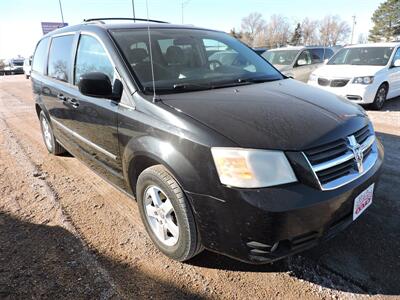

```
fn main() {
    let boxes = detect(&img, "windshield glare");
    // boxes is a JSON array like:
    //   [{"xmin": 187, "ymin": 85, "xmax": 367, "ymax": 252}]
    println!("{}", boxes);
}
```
[
  {"xmin": 328, "ymin": 47, "xmax": 394, "ymax": 66},
  {"xmin": 110, "ymin": 28, "xmax": 283, "ymax": 93},
  {"xmin": 264, "ymin": 50, "xmax": 299, "ymax": 65}
]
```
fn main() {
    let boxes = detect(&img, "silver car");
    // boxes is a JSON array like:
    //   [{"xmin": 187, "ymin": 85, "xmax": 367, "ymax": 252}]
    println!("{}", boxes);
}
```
[{"xmin": 263, "ymin": 46, "xmax": 334, "ymax": 82}]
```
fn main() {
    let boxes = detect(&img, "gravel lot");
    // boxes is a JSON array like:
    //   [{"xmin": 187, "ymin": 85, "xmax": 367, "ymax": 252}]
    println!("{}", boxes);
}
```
[{"xmin": 0, "ymin": 75, "xmax": 399, "ymax": 299}]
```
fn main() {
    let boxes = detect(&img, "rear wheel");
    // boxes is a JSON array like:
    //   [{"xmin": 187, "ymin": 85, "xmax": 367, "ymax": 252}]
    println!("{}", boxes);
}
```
[
  {"xmin": 39, "ymin": 111, "xmax": 65, "ymax": 155},
  {"xmin": 371, "ymin": 84, "xmax": 388, "ymax": 110},
  {"xmin": 136, "ymin": 165, "xmax": 203, "ymax": 261}
]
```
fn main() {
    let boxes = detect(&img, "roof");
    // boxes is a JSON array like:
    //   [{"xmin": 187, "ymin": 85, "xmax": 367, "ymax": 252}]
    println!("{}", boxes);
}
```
[
  {"xmin": 42, "ymin": 20, "xmax": 222, "ymax": 38},
  {"xmin": 345, "ymin": 42, "xmax": 400, "ymax": 48},
  {"xmin": 268, "ymin": 46, "xmax": 329, "ymax": 51}
]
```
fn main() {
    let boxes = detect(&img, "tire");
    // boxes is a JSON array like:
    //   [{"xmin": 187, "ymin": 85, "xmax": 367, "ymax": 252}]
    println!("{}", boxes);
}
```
[
  {"xmin": 371, "ymin": 84, "xmax": 388, "ymax": 110},
  {"xmin": 39, "ymin": 111, "xmax": 66, "ymax": 155},
  {"xmin": 136, "ymin": 165, "xmax": 203, "ymax": 261}
]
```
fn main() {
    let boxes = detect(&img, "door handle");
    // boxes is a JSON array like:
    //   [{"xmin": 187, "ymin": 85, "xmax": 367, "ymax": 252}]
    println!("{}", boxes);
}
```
[
  {"xmin": 67, "ymin": 98, "xmax": 80, "ymax": 108},
  {"xmin": 57, "ymin": 93, "xmax": 67, "ymax": 101}
]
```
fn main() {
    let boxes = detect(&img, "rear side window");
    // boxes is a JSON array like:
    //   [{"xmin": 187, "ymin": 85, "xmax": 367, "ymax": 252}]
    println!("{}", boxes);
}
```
[
  {"xmin": 32, "ymin": 38, "xmax": 49, "ymax": 74},
  {"xmin": 74, "ymin": 35, "xmax": 114, "ymax": 85},
  {"xmin": 48, "ymin": 35, "xmax": 74, "ymax": 82}
]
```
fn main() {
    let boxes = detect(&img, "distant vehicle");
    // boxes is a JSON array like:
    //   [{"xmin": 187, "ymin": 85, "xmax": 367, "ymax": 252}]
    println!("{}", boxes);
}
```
[
  {"xmin": 23, "ymin": 57, "xmax": 32, "ymax": 79},
  {"xmin": 253, "ymin": 47, "xmax": 268, "ymax": 55},
  {"xmin": 4, "ymin": 58, "xmax": 24, "ymax": 75},
  {"xmin": 264, "ymin": 46, "xmax": 334, "ymax": 82},
  {"xmin": 308, "ymin": 43, "xmax": 400, "ymax": 110}
]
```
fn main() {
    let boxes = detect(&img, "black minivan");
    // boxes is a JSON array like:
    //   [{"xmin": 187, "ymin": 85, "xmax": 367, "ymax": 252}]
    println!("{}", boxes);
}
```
[{"xmin": 31, "ymin": 19, "xmax": 383, "ymax": 264}]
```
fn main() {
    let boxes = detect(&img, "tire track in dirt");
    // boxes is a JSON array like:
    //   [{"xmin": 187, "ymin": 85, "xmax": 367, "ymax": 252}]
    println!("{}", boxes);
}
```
[{"xmin": 0, "ymin": 117, "xmax": 122, "ymax": 299}]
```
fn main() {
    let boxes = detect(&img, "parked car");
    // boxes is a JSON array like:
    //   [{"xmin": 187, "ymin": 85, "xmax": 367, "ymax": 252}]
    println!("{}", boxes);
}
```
[
  {"xmin": 23, "ymin": 56, "xmax": 32, "ymax": 79},
  {"xmin": 308, "ymin": 43, "xmax": 400, "ymax": 110},
  {"xmin": 31, "ymin": 19, "xmax": 383, "ymax": 264},
  {"xmin": 253, "ymin": 47, "xmax": 268, "ymax": 56},
  {"xmin": 264, "ymin": 46, "xmax": 335, "ymax": 82},
  {"xmin": 4, "ymin": 58, "xmax": 24, "ymax": 75}
]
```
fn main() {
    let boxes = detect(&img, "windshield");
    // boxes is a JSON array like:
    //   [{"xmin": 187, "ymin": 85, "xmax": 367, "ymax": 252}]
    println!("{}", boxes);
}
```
[
  {"xmin": 12, "ymin": 61, "xmax": 24, "ymax": 66},
  {"xmin": 110, "ymin": 28, "xmax": 283, "ymax": 93},
  {"xmin": 263, "ymin": 50, "xmax": 299, "ymax": 65},
  {"xmin": 328, "ymin": 47, "xmax": 394, "ymax": 66}
]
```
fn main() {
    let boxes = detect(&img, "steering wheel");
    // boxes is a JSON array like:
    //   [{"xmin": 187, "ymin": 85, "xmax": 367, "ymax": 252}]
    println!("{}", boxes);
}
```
[{"xmin": 208, "ymin": 60, "xmax": 222, "ymax": 71}]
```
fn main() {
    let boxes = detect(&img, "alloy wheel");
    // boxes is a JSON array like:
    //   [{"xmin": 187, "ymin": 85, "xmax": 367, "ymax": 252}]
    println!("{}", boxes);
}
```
[
  {"xmin": 41, "ymin": 117, "xmax": 53, "ymax": 151},
  {"xmin": 144, "ymin": 185, "xmax": 179, "ymax": 247}
]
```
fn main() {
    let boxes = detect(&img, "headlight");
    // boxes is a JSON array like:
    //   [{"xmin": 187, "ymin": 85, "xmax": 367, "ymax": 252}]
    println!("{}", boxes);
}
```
[
  {"xmin": 309, "ymin": 73, "xmax": 317, "ymax": 82},
  {"xmin": 211, "ymin": 148, "xmax": 297, "ymax": 188},
  {"xmin": 352, "ymin": 76, "xmax": 374, "ymax": 85}
]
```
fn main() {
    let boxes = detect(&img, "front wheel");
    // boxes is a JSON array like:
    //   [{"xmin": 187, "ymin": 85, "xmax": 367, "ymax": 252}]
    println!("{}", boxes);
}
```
[
  {"xmin": 39, "ymin": 111, "xmax": 66, "ymax": 155},
  {"xmin": 136, "ymin": 165, "xmax": 203, "ymax": 261},
  {"xmin": 371, "ymin": 84, "xmax": 388, "ymax": 110}
]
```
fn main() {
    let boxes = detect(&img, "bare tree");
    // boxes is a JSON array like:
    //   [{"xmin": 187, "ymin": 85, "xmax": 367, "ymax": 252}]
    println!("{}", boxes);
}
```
[
  {"xmin": 319, "ymin": 15, "xmax": 351, "ymax": 46},
  {"xmin": 241, "ymin": 12, "xmax": 266, "ymax": 46},
  {"xmin": 265, "ymin": 14, "xmax": 291, "ymax": 48},
  {"xmin": 302, "ymin": 18, "xmax": 319, "ymax": 45}
]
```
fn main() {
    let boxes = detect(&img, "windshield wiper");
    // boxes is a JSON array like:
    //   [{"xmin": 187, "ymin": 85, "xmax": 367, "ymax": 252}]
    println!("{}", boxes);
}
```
[
  {"xmin": 143, "ymin": 83, "xmax": 211, "ymax": 94},
  {"xmin": 173, "ymin": 82, "xmax": 211, "ymax": 91},
  {"xmin": 237, "ymin": 76, "xmax": 281, "ymax": 83}
]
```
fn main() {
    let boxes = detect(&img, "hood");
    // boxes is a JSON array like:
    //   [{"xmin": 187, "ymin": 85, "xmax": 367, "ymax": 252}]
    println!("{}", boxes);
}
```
[
  {"xmin": 313, "ymin": 65, "xmax": 385, "ymax": 78},
  {"xmin": 273, "ymin": 65, "xmax": 292, "ymax": 72},
  {"xmin": 160, "ymin": 79, "xmax": 368, "ymax": 150}
]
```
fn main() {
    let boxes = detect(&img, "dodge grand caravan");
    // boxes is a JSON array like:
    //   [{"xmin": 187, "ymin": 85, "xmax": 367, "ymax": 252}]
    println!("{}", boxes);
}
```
[{"xmin": 31, "ymin": 19, "xmax": 383, "ymax": 264}]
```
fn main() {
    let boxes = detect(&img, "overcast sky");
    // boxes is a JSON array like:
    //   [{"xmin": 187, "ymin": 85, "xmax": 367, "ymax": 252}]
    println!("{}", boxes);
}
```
[{"xmin": 0, "ymin": 0, "xmax": 383, "ymax": 59}]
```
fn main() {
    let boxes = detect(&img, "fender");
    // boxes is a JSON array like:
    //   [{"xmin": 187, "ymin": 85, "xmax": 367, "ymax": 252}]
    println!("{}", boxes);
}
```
[{"xmin": 122, "ymin": 134, "xmax": 203, "ymax": 195}]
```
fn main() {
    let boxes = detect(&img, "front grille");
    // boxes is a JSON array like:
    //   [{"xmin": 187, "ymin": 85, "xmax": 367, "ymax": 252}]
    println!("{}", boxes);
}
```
[
  {"xmin": 304, "ymin": 139, "xmax": 347, "ymax": 165},
  {"xmin": 318, "ymin": 77, "xmax": 349, "ymax": 87},
  {"xmin": 318, "ymin": 78, "xmax": 330, "ymax": 86},
  {"xmin": 330, "ymin": 79, "xmax": 349, "ymax": 87},
  {"xmin": 303, "ymin": 125, "xmax": 377, "ymax": 190}
]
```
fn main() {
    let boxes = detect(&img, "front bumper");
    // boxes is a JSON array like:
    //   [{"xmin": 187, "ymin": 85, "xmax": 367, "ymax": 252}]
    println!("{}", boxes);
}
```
[
  {"xmin": 186, "ymin": 141, "xmax": 384, "ymax": 264},
  {"xmin": 308, "ymin": 80, "xmax": 378, "ymax": 104}
]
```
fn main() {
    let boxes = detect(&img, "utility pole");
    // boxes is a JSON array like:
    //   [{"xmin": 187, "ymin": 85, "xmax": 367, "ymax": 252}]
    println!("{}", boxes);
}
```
[
  {"xmin": 181, "ymin": 0, "xmax": 191, "ymax": 24},
  {"xmin": 58, "ymin": 0, "xmax": 65, "ymax": 24},
  {"xmin": 351, "ymin": 15, "xmax": 356, "ymax": 44},
  {"xmin": 131, "ymin": 0, "xmax": 136, "ymax": 22}
]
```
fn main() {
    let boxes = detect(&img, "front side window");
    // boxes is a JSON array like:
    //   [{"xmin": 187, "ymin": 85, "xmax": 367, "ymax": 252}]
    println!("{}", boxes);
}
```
[
  {"xmin": 296, "ymin": 50, "xmax": 312, "ymax": 66},
  {"xmin": 48, "ymin": 35, "xmax": 74, "ymax": 82},
  {"xmin": 328, "ymin": 47, "xmax": 394, "ymax": 66},
  {"xmin": 264, "ymin": 50, "xmax": 299, "ymax": 65},
  {"xmin": 110, "ymin": 28, "xmax": 283, "ymax": 94},
  {"xmin": 32, "ymin": 38, "xmax": 49, "ymax": 74},
  {"xmin": 391, "ymin": 48, "xmax": 400, "ymax": 66},
  {"xmin": 74, "ymin": 35, "xmax": 114, "ymax": 85}
]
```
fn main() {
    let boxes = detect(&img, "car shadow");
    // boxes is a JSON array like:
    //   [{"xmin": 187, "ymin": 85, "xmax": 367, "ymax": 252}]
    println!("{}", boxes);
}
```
[
  {"xmin": 0, "ymin": 212, "xmax": 205, "ymax": 299},
  {"xmin": 189, "ymin": 131, "xmax": 400, "ymax": 296}
]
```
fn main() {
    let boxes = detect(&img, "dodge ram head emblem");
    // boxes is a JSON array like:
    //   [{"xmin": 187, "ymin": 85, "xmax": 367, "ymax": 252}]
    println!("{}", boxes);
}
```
[{"xmin": 348, "ymin": 135, "xmax": 364, "ymax": 173}]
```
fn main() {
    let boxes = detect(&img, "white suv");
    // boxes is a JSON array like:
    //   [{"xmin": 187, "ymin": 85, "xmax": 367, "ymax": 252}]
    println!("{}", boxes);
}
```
[{"xmin": 308, "ymin": 43, "xmax": 400, "ymax": 110}]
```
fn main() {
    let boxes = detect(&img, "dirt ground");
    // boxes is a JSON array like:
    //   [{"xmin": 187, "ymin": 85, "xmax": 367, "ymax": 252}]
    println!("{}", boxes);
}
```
[{"xmin": 0, "ymin": 75, "xmax": 399, "ymax": 299}]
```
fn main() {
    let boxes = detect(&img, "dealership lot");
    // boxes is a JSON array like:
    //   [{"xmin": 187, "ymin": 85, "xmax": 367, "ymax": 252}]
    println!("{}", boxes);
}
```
[{"xmin": 0, "ymin": 75, "xmax": 399, "ymax": 299}]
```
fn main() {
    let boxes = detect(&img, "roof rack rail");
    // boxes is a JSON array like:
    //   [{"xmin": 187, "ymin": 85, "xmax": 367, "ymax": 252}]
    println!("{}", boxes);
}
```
[{"xmin": 83, "ymin": 18, "xmax": 169, "ymax": 24}]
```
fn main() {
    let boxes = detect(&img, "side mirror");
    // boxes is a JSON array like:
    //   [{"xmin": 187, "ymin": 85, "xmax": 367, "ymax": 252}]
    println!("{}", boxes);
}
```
[
  {"xmin": 78, "ymin": 72, "xmax": 121, "ymax": 101},
  {"xmin": 393, "ymin": 59, "xmax": 400, "ymax": 67},
  {"xmin": 324, "ymin": 58, "xmax": 329, "ymax": 64},
  {"xmin": 297, "ymin": 59, "xmax": 307, "ymax": 66}
]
